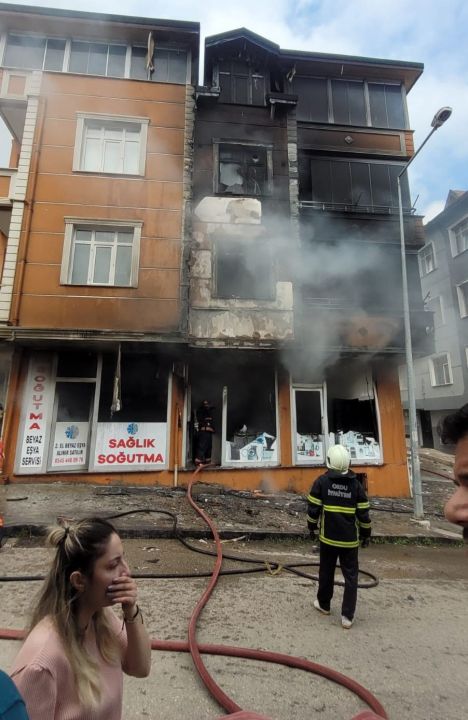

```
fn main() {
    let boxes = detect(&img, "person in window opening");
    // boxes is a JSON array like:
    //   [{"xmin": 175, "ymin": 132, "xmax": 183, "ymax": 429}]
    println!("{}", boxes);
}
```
[
  {"xmin": 439, "ymin": 404, "xmax": 468, "ymax": 544},
  {"xmin": 307, "ymin": 445, "xmax": 372, "ymax": 629},
  {"xmin": 194, "ymin": 400, "xmax": 215, "ymax": 467},
  {"xmin": 10, "ymin": 517, "xmax": 151, "ymax": 720}
]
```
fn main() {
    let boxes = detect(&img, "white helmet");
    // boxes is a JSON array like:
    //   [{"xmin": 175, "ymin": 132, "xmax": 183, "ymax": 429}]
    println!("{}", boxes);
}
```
[{"xmin": 326, "ymin": 444, "xmax": 350, "ymax": 474}]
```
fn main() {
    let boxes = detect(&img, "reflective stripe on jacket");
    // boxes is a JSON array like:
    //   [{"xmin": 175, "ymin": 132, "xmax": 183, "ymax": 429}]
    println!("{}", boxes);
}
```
[{"xmin": 307, "ymin": 470, "xmax": 371, "ymax": 548}]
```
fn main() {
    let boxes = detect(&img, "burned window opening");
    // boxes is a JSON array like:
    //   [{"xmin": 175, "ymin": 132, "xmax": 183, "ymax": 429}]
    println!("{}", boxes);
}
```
[
  {"xmin": 294, "ymin": 387, "xmax": 324, "ymax": 464},
  {"xmin": 188, "ymin": 357, "xmax": 278, "ymax": 466},
  {"xmin": 214, "ymin": 237, "xmax": 274, "ymax": 301},
  {"xmin": 326, "ymin": 366, "xmax": 381, "ymax": 462},
  {"xmin": 98, "ymin": 354, "xmax": 168, "ymax": 422},
  {"xmin": 216, "ymin": 143, "xmax": 271, "ymax": 196}
]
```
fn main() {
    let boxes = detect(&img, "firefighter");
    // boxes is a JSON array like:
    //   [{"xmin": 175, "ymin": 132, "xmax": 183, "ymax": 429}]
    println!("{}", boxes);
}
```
[
  {"xmin": 194, "ymin": 400, "xmax": 215, "ymax": 467},
  {"xmin": 307, "ymin": 444, "xmax": 371, "ymax": 628}
]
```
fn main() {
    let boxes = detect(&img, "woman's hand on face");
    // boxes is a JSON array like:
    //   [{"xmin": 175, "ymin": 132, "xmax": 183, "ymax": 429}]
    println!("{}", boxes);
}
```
[{"xmin": 106, "ymin": 574, "xmax": 138, "ymax": 613}]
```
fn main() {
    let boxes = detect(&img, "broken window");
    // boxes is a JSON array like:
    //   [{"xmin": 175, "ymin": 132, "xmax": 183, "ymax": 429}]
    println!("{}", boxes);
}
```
[
  {"xmin": 293, "ymin": 387, "xmax": 324, "ymax": 464},
  {"xmin": 224, "ymin": 366, "xmax": 278, "ymax": 465},
  {"xmin": 214, "ymin": 236, "xmax": 273, "ymax": 300},
  {"xmin": 326, "ymin": 364, "xmax": 381, "ymax": 463},
  {"xmin": 216, "ymin": 143, "xmax": 272, "ymax": 196},
  {"xmin": 188, "ymin": 355, "xmax": 278, "ymax": 466},
  {"xmin": 98, "ymin": 354, "xmax": 168, "ymax": 422}
]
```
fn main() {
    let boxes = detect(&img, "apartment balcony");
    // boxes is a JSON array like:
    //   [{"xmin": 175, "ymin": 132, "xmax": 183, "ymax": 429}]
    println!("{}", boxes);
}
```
[
  {"xmin": 299, "ymin": 200, "xmax": 424, "ymax": 248},
  {"xmin": 295, "ymin": 299, "xmax": 434, "ymax": 356}
]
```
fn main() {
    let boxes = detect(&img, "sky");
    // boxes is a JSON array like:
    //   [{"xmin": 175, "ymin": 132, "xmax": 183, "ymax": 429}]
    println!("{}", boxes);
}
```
[{"xmin": 1, "ymin": 0, "xmax": 467, "ymax": 223}]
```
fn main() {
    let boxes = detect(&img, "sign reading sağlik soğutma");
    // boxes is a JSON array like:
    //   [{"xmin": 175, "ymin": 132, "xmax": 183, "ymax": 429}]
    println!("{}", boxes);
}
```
[
  {"xmin": 17, "ymin": 354, "xmax": 54, "ymax": 473},
  {"xmin": 92, "ymin": 422, "xmax": 167, "ymax": 470}
]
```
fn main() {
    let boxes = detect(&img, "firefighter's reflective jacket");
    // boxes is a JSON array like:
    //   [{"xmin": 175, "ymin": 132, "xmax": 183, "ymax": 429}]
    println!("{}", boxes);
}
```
[{"xmin": 307, "ymin": 470, "xmax": 371, "ymax": 548}]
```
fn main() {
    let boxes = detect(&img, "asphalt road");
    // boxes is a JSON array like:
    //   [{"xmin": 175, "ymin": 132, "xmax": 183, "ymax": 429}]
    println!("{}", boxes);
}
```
[{"xmin": 0, "ymin": 538, "xmax": 467, "ymax": 720}]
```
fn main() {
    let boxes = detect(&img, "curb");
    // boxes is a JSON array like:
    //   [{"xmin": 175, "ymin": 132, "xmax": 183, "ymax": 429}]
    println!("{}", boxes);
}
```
[{"xmin": 1, "ymin": 523, "xmax": 463, "ymax": 545}]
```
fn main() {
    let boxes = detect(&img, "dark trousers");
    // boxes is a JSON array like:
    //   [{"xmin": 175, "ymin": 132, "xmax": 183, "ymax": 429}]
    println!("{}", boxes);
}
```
[
  {"xmin": 195, "ymin": 430, "xmax": 213, "ymax": 464},
  {"xmin": 317, "ymin": 542, "xmax": 359, "ymax": 620}
]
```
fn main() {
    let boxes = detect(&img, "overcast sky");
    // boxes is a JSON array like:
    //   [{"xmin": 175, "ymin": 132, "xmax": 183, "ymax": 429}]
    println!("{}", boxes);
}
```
[{"xmin": 2, "ymin": 0, "xmax": 467, "ymax": 222}]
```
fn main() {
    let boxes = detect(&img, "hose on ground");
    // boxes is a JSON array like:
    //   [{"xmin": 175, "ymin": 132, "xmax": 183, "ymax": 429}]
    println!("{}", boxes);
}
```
[{"xmin": 0, "ymin": 469, "xmax": 387, "ymax": 718}]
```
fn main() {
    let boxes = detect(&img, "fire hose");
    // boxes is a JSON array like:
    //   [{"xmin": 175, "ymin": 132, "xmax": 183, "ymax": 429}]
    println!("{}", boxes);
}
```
[{"xmin": 0, "ymin": 468, "xmax": 387, "ymax": 719}]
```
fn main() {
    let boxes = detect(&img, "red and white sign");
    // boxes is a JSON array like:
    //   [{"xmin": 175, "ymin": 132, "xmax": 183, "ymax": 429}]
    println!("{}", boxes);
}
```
[{"xmin": 93, "ymin": 422, "xmax": 167, "ymax": 470}]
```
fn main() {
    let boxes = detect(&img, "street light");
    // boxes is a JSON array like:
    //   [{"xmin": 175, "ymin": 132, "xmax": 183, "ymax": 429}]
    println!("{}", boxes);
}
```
[{"xmin": 398, "ymin": 106, "xmax": 452, "ymax": 519}]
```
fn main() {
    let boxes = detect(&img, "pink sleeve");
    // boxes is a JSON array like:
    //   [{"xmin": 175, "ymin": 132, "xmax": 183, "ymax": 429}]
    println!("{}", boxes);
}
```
[
  {"xmin": 12, "ymin": 664, "xmax": 57, "ymax": 720},
  {"xmin": 108, "ymin": 609, "xmax": 128, "ymax": 659}
]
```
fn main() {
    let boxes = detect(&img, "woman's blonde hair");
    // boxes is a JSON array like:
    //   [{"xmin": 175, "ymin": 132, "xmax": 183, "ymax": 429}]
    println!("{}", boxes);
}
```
[{"xmin": 30, "ymin": 517, "xmax": 121, "ymax": 708}]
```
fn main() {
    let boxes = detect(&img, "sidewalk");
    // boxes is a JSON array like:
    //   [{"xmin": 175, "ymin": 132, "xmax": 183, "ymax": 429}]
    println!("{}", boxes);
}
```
[{"xmin": 0, "ymin": 471, "xmax": 462, "ymax": 543}]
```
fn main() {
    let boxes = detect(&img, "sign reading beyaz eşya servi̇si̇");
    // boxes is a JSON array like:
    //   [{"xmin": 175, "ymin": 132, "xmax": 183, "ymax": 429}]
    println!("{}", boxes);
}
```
[
  {"xmin": 17, "ymin": 354, "xmax": 54, "ymax": 473},
  {"xmin": 92, "ymin": 422, "xmax": 167, "ymax": 470}
]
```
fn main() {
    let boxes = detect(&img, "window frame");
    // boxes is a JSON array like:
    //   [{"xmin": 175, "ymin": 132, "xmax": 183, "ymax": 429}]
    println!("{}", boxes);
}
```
[
  {"xmin": 292, "ymin": 75, "xmax": 407, "ymax": 129},
  {"xmin": 73, "ymin": 113, "xmax": 149, "ymax": 176},
  {"xmin": 305, "ymin": 155, "xmax": 411, "ymax": 212},
  {"xmin": 1, "ymin": 33, "xmax": 190, "ymax": 85},
  {"xmin": 429, "ymin": 353, "xmax": 453, "ymax": 387},
  {"xmin": 213, "ymin": 139, "xmax": 273, "ymax": 197},
  {"xmin": 213, "ymin": 235, "xmax": 275, "ymax": 301},
  {"xmin": 449, "ymin": 215, "xmax": 468, "ymax": 257},
  {"xmin": 457, "ymin": 279, "xmax": 468, "ymax": 318},
  {"xmin": 418, "ymin": 242, "xmax": 436, "ymax": 277},
  {"xmin": 427, "ymin": 295, "xmax": 445, "ymax": 327},
  {"xmin": 60, "ymin": 218, "xmax": 142, "ymax": 288}
]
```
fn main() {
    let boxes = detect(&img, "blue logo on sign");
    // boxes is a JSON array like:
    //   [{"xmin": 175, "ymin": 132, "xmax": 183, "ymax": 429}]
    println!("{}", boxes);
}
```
[
  {"xmin": 65, "ymin": 425, "xmax": 79, "ymax": 439},
  {"xmin": 127, "ymin": 423, "xmax": 138, "ymax": 435}
]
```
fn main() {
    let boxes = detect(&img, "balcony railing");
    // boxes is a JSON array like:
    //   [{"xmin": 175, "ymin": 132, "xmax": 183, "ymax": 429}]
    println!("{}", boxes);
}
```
[{"xmin": 299, "ymin": 199, "xmax": 415, "ymax": 215}]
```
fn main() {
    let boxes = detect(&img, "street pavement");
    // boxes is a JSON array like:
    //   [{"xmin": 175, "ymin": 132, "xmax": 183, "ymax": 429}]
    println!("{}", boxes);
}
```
[{"xmin": 0, "ymin": 465, "xmax": 462, "ymax": 544}]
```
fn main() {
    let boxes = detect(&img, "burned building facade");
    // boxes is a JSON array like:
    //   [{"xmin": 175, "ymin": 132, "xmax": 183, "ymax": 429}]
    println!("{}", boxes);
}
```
[{"xmin": 0, "ymin": 7, "xmax": 428, "ymax": 496}]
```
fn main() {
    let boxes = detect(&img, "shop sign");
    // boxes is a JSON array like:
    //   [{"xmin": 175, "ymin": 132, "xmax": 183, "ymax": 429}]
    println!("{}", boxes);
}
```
[
  {"xmin": 50, "ymin": 422, "xmax": 89, "ymax": 469},
  {"xmin": 17, "ymin": 354, "xmax": 54, "ymax": 474},
  {"xmin": 93, "ymin": 422, "xmax": 167, "ymax": 470}
]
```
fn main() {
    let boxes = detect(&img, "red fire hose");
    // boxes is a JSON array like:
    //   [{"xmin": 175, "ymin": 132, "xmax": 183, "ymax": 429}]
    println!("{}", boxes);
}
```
[{"xmin": 0, "ymin": 467, "xmax": 388, "ymax": 719}]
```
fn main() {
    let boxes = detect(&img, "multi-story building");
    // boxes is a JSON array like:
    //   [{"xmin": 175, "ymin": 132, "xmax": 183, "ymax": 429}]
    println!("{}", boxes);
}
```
[
  {"xmin": 0, "ymin": 4, "xmax": 199, "ymax": 480},
  {"xmin": 0, "ymin": 6, "xmax": 428, "ymax": 497},
  {"xmin": 405, "ymin": 190, "xmax": 468, "ymax": 450}
]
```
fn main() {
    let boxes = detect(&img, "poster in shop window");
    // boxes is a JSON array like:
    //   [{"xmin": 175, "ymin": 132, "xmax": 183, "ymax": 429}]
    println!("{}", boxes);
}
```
[
  {"xmin": 92, "ymin": 422, "xmax": 167, "ymax": 471},
  {"xmin": 50, "ymin": 422, "xmax": 89, "ymax": 469}
]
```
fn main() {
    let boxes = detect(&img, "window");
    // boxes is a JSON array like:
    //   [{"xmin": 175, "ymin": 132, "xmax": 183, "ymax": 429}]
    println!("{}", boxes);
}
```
[
  {"xmin": 293, "ymin": 77, "xmax": 329, "ymax": 122},
  {"xmin": 3, "ymin": 34, "xmax": 66, "ymax": 71},
  {"xmin": 302, "ymin": 157, "xmax": 410, "ymax": 210},
  {"xmin": 69, "ymin": 41, "xmax": 126, "ymax": 77},
  {"xmin": 450, "ymin": 217, "xmax": 468, "ymax": 256},
  {"xmin": 217, "ymin": 59, "xmax": 266, "ymax": 106},
  {"xmin": 292, "ymin": 76, "xmax": 406, "ymax": 128},
  {"xmin": 429, "ymin": 353, "xmax": 453, "ymax": 386},
  {"xmin": 130, "ymin": 47, "xmax": 187, "ymax": 84},
  {"xmin": 419, "ymin": 244, "xmax": 436, "ymax": 276},
  {"xmin": 457, "ymin": 280, "xmax": 468, "ymax": 317},
  {"xmin": 331, "ymin": 79, "xmax": 367, "ymax": 126},
  {"xmin": 215, "ymin": 143, "xmax": 273, "ymax": 196},
  {"xmin": 427, "ymin": 296, "xmax": 444, "ymax": 327},
  {"xmin": 368, "ymin": 83, "xmax": 406, "ymax": 128},
  {"xmin": 215, "ymin": 237, "xmax": 273, "ymax": 300},
  {"xmin": 73, "ymin": 114, "xmax": 148, "ymax": 175},
  {"xmin": 61, "ymin": 220, "xmax": 141, "ymax": 287}
]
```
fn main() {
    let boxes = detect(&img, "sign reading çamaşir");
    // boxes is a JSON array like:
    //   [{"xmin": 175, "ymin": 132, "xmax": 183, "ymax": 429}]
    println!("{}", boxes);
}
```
[
  {"xmin": 17, "ymin": 354, "xmax": 54, "ymax": 474},
  {"xmin": 92, "ymin": 422, "xmax": 167, "ymax": 470},
  {"xmin": 50, "ymin": 422, "xmax": 89, "ymax": 469}
]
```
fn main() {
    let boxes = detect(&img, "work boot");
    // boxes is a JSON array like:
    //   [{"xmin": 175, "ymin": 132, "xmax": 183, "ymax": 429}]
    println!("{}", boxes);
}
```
[{"xmin": 314, "ymin": 599, "xmax": 330, "ymax": 615}]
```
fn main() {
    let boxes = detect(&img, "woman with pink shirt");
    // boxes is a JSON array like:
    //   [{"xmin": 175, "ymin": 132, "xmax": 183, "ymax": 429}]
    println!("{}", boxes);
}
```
[{"xmin": 10, "ymin": 517, "xmax": 151, "ymax": 720}]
